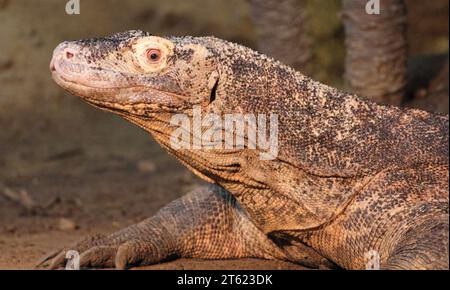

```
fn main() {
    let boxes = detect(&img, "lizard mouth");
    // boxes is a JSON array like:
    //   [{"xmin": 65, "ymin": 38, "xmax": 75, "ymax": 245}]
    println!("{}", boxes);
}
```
[{"xmin": 51, "ymin": 57, "xmax": 191, "ymax": 113}]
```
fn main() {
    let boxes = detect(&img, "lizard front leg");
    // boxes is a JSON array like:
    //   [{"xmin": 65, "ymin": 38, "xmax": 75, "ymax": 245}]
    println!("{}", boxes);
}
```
[{"xmin": 37, "ymin": 184, "xmax": 289, "ymax": 269}]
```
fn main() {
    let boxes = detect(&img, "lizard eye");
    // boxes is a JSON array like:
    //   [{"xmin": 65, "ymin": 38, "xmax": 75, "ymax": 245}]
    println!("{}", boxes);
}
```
[{"xmin": 146, "ymin": 49, "xmax": 162, "ymax": 62}]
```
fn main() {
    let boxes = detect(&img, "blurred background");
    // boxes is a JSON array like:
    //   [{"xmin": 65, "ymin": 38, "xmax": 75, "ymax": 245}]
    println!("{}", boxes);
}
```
[{"xmin": 0, "ymin": 0, "xmax": 448, "ymax": 269}]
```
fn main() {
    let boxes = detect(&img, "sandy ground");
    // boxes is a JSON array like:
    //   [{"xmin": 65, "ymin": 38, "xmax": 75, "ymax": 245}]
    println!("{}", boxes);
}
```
[{"xmin": 0, "ymin": 97, "xmax": 308, "ymax": 270}]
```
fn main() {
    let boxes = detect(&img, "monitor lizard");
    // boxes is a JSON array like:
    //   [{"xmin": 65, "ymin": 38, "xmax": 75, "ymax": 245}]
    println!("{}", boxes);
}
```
[{"xmin": 39, "ymin": 31, "xmax": 449, "ymax": 269}]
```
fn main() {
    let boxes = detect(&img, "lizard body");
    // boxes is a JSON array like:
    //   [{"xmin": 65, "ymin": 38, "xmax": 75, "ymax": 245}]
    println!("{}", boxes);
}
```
[{"xmin": 41, "ymin": 31, "xmax": 449, "ymax": 269}]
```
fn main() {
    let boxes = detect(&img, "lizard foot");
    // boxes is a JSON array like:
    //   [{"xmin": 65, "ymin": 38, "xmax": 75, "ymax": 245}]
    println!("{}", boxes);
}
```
[
  {"xmin": 36, "ymin": 233, "xmax": 165, "ymax": 269},
  {"xmin": 35, "ymin": 185, "xmax": 302, "ymax": 270},
  {"xmin": 36, "ymin": 234, "xmax": 112, "ymax": 269}
]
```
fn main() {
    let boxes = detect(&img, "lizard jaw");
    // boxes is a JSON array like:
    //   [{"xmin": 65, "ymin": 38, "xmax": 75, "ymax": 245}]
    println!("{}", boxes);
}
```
[{"xmin": 50, "ymin": 55, "xmax": 191, "ymax": 113}]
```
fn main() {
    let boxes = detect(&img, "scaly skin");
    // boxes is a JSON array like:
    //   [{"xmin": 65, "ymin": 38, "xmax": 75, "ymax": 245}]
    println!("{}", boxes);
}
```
[{"xmin": 39, "ymin": 31, "xmax": 449, "ymax": 269}]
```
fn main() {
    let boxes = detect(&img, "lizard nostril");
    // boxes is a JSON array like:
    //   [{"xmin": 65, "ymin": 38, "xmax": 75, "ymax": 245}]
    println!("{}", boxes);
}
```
[
  {"xmin": 49, "ymin": 58, "xmax": 56, "ymax": 72},
  {"xmin": 65, "ymin": 51, "xmax": 75, "ymax": 59}
]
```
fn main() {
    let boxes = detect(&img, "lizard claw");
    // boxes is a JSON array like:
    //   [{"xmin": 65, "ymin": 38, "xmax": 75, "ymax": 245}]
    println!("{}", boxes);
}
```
[
  {"xmin": 35, "ymin": 248, "xmax": 63, "ymax": 268},
  {"xmin": 35, "ymin": 234, "xmax": 109, "ymax": 269},
  {"xmin": 35, "ymin": 234, "xmax": 166, "ymax": 269}
]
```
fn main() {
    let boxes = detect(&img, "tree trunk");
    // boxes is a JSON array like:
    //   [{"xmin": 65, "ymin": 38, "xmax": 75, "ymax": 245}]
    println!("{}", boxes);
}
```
[
  {"xmin": 250, "ymin": 0, "xmax": 312, "ymax": 74},
  {"xmin": 342, "ymin": 0, "xmax": 407, "ymax": 106}
]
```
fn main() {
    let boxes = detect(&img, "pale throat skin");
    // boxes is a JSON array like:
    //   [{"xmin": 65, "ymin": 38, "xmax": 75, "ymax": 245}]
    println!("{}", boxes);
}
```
[{"xmin": 45, "ymin": 30, "xmax": 449, "ymax": 270}]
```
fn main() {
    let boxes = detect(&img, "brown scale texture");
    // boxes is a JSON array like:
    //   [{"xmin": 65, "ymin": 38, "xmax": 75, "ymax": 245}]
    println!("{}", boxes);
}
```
[{"xmin": 41, "ymin": 31, "xmax": 449, "ymax": 270}]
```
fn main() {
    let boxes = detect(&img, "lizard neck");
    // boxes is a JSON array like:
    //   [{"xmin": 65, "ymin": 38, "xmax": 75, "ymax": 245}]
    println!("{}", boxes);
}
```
[
  {"xmin": 124, "ymin": 48, "xmax": 448, "ymax": 233},
  {"xmin": 217, "ymin": 51, "xmax": 449, "ymax": 177}
]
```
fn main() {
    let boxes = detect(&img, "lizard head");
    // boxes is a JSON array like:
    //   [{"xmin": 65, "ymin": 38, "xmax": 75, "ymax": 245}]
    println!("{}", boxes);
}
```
[
  {"xmin": 50, "ymin": 30, "xmax": 221, "ymax": 115},
  {"xmin": 50, "ymin": 30, "xmax": 288, "ymax": 185}
]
